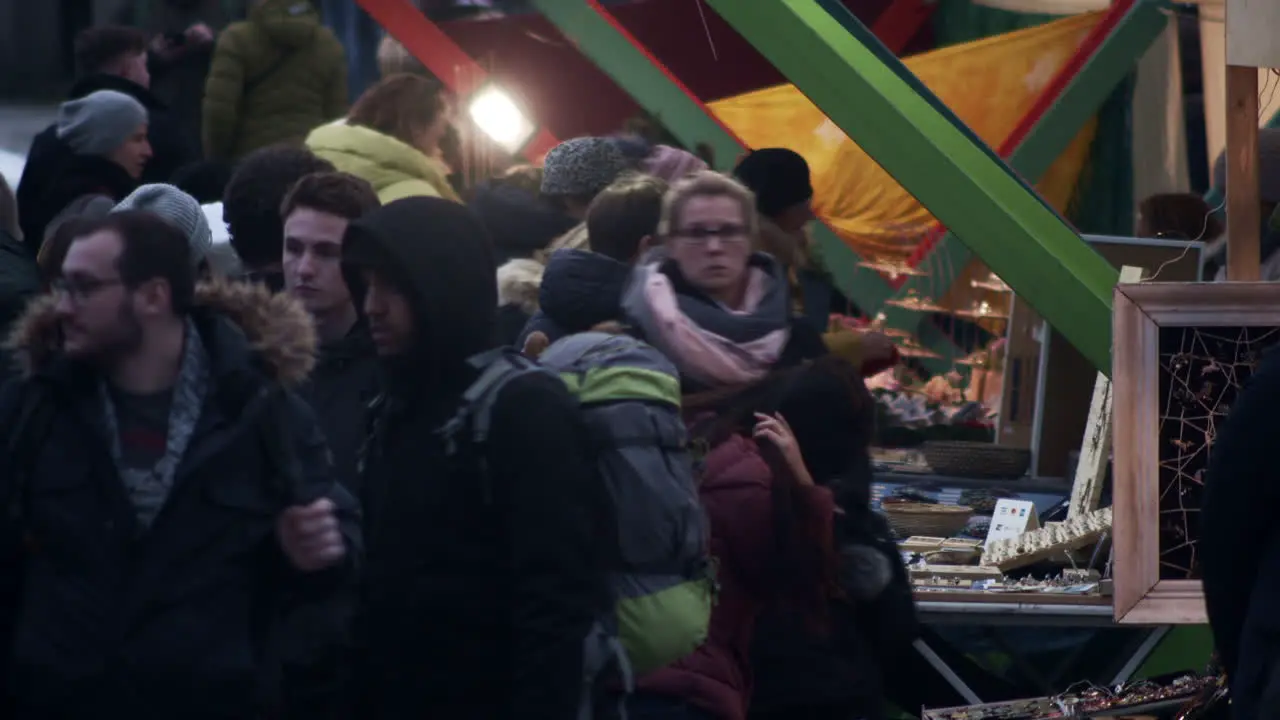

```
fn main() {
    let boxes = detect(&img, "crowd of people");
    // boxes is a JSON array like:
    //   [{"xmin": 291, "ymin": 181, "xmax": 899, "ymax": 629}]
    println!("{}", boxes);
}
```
[{"xmin": 0, "ymin": 4, "xmax": 918, "ymax": 720}]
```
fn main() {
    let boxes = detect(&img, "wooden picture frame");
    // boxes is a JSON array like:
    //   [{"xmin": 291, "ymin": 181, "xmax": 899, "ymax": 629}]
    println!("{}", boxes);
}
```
[{"xmin": 1113, "ymin": 282, "xmax": 1280, "ymax": 624}]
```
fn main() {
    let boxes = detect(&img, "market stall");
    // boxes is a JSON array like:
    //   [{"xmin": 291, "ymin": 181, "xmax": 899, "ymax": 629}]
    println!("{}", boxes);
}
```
[{"xmin": 847, "ymin": 261, "xmax": 1223, "ymax": 713}]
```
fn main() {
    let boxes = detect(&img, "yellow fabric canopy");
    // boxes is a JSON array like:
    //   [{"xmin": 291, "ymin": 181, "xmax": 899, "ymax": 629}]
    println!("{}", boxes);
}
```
[{"xmin": 708, "ymin": 12, "xmax": 1103, "ymax": 263}]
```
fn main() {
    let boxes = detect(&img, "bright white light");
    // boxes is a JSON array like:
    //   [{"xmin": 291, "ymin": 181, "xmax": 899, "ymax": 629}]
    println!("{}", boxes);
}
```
[{"xmin": 468, "ymin": 86, "xmax": 535, "ymax": 154}]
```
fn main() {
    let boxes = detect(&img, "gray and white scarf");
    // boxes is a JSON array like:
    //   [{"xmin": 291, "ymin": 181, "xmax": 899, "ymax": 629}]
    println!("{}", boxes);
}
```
[{"xmin": 100, "ymin": 318, "xmax": 211, "ymax": 528}]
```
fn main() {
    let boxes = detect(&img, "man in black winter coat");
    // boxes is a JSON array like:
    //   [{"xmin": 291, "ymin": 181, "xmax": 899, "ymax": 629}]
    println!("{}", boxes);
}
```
[
  {"xmin": 17, "ymin": 26, "xmax": 198, "ymax": 244},
  {"xmin": 0, "ymin": 211, "xmax": 360, "ymax": 719},
  {"xmin": 343, "ymin": 197, "xmax": 612, "ymax": 719},
  {"xmin": 1203, "ymin": 347, "xmax": 1280, "ymax": 717}
]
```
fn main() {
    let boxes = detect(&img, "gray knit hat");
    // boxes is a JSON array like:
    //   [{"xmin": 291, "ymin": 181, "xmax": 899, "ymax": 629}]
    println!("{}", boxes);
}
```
[
  {"xmin": 56, "ymin": 90, "xmax": 148, "ymax": 157},
  {"xmin": 541, "ymin": 137, "xmax": 631, "ymax": 197},
  {"xmin": 1212, "ymin": 127, "xmax": 1280, "ymax": 203},
  {"xmin": 112, "ymin": 184, "xmax": 214, "ymax": 268}
]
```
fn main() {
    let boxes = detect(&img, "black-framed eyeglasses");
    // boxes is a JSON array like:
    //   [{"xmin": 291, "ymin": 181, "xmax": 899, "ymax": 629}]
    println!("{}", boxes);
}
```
[
  {"xmin": 51, "ymin": 275, "xmax": 124, "ymax": 304},
  {"xmin": 671, "ymin": 224, "xmax": 748, "ymax": 244}
]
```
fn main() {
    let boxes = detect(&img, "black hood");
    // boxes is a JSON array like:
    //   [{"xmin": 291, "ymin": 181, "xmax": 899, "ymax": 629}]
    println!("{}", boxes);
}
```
[
  {"xmin": 468, "ymin": 181, "xmax": 576, "ymax": 263},
  {"xmin": 539, "ymin": 248, "xmax": 631, "ymax": 334},
  {"xmin": 67, "ymin": 73, "xmax": 164, "ymax": 110},
  {"xmin": 342, "ymin": 197, "xmax": 497, "ymax": 397}
]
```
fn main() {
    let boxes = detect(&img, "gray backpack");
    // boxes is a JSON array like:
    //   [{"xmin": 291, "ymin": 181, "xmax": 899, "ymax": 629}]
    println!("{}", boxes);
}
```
[{"xmin": 444, "ymin": 333, "xmax": 715, "ymax": 706}]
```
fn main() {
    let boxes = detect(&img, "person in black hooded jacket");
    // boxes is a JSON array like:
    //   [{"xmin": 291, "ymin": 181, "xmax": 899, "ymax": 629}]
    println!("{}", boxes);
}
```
[
  {"xmin": 342, "ymin": 197, "xmax": 613, "ymax": 719},
  {"xmin": 517, "ymin": 173, "xmax": 666, "ymax": 348},
  {"xmin": 1203, "ymin": 346, "xmax": 1280, "ymax": 716},
  {"xmin": 749, "ymin": 356, "xmax": 918, "ymax": 720}
]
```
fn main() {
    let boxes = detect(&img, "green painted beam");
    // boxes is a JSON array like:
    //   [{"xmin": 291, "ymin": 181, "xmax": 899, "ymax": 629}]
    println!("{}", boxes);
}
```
[
  {"xmin": 879, "ymin": 0, "xmax": 1167, "ymax": 348},
  {"xmin": 528, "ymin": 0, "xmax": 900, "ymax": 323},
  {"xmin": 704, "ymin": 0, "xmax": 1119, "ymax": 373}
]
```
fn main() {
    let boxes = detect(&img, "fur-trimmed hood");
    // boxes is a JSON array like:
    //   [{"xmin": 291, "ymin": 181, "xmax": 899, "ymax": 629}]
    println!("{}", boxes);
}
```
[
  {"xmin": 5, "ymin": 279, "xmax": 317, "ymax": 386},
  {"xmin": 497, "ymin": 258, "xmax": 545, "ymax": 314}
]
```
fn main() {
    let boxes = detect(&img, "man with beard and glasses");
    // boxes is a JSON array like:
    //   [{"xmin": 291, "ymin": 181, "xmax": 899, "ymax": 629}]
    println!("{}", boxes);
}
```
[
  {"xmin": 344, "ymin": 197, "xmax": 612, "ymax": 719},
  {"xmin": 0, "ymin": 211, "xmax": 360, "ymax": 719}
]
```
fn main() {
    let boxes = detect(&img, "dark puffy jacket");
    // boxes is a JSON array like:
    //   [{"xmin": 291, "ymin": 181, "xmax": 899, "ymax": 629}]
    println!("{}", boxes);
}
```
[
  {"xmin": 1203, "ymin": 346, "xmax": 1280, "ymax": 715},
  {"xmin": 24, "ymin": 154, "xmax": 138, "ymax": 256},
  {"xmin": 749, "ymin": 506, "xmax": 916, "ymax": 720},
  {"xmin": 469, "ymin": 180, "xmax": 576, "ymax": 266},
  {"xmin": 518, "ymin": 248, "xmax": 631, "ymax": 347},
  {"xmin": 203, "ymin": 0, "xmax": 348, "ymax": 161},
  {"xmin": 636, "ymin": 435, "xmax": 835, "ymax": 720},
  {"xmin": 343, "ymin": 198, "xmax": 613, "ymax": 719},
  {"xmin": 17, "ymin": 74, "xmax": 195, "ymax": 250},
  {"xmin": 0, "ymin": 280, "xmax": 361, "ymax": 719}
]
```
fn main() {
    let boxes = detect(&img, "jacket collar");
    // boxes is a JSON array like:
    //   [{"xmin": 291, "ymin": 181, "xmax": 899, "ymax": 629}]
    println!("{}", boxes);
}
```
[{"xmin": 5, "ymin": 278, "xmax": 317, "ymax": 391}]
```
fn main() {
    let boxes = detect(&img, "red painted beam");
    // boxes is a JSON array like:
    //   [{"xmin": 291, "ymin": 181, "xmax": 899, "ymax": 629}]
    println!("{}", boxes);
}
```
[
  {"xmin": 900, "ymin": 0, "xmax": 1134, "ymax": 276},
  {"xmin": 871, "ymin": 0, "xmax": 938, "ymax": 55},
  {"xmin": 586, "ymin": 0, "xmax": 748, "ymax": 152},
  {"xmin": 353, "ymin": 0, "xmax": 561, "ymax": 160}
]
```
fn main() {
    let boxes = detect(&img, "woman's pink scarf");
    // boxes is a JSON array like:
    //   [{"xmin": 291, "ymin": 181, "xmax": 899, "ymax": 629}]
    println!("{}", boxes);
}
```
[{"xmin": 639, "ymin": 266, "xmax": 790, "ymax": 387}]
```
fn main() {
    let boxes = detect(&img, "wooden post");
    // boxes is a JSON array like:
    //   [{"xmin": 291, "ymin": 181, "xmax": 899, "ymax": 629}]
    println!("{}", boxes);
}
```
[
  {"xmin": 1226, "ymin": 65, "xmax": 1261, "ymax": 280},
  {"xmin": 1068, "ymin": 264, "xmax": 1145, "ymax": 519}
]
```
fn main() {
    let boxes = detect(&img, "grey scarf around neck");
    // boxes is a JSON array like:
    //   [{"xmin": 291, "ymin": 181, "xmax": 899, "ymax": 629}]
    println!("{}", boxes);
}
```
[
  {"xmin": 100, "ymin": 317, "xmax": 211, "ymax": 528},
  {"xmin": 622, "ymin": 253, "xmax": 792, "ymax": 345}
]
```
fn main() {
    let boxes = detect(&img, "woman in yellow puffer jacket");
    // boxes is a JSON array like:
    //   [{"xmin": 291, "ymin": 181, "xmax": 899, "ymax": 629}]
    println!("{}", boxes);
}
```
[{"xmin": 305, "ymin": 73, "xmax": 459, "ymax": 203}]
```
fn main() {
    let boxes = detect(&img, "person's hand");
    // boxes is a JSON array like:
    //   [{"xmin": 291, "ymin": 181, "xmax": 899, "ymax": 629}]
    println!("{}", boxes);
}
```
[
  {"xmin": 185, "ymin": 23, "xmax": 214, "ymax": 45},
  {"xmin": 521, "ymin": 331, "xmax": 550, "ymax": 359},
  {"xmin": 753, "ymin": 412, "xmax": 814, "ymax": 486},
  {"xmin": 278, "ymin": 499, "xmax": 346, "ymax": 572},
  {"xmin": 859, "ymin": 331, "xmax": 899, "ymax": 369}
]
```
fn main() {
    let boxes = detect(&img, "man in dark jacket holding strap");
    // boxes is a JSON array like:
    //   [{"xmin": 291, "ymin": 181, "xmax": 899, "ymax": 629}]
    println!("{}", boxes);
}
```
[
  {"xmin": 344, "ymin": 197, "xmax": 612, "ymax": 718},
  {"xmin": 0, "ymin": 211, "xmax": 359, "ymax": 719}
]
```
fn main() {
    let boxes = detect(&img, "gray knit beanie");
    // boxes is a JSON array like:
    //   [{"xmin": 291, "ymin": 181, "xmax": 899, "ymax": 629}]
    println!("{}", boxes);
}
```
[
  {"xmin": 56, "ymin": 90, "xmax": 148, "ymax": 157},
  {"xmin": 112, "ymin": 184, "xmax": 214, "ymax": 268},
  {"xmin": 541, "ymin": 137, "xmax": 631, "ymax": 197},
  {"xmin": 1212, "ymin": 127, "xmax": 1280, "ymax": 203}
]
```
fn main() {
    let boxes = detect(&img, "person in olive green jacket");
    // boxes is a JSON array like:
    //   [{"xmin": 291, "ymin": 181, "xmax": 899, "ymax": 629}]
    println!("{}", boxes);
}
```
[
  {"xmin": 306, "ymin": 73, "xmax": 460, "ymax": 203},
  {"xmin": 203, "ymin": 0, "xmax": 348, "ymax": 162}
]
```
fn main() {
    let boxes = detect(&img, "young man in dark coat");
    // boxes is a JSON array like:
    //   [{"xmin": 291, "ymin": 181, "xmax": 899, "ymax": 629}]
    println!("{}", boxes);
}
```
[
  {"xmin": 280, "ymin": 171, "xmax": 381, "ymax": 492},
  {"xmin": 0, "ymin": 211, "xmax": 360, "ymax": 719},
  {"xmin": 17, "ymin": 26, "xmax": 198, "ymax": 241},
  {"xmin": 343, "ymin": 197, "xmax": 612, "ymax": 719}
]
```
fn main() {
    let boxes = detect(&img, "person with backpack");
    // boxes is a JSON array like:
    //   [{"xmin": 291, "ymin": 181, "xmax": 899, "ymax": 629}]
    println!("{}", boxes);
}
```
[
  {"xmin": 341, "ymin": 197, "xmax": 614, "ymax": 718},
  {"xmin": 0, "ymin": 211, "xmax": 360, "ymax": 719},
  {"xmin": 202, "ymin": 0, "xmax": 348, "ymax": 162},
  {"xmin": 610, "ymin": 171, "xmax": 859, "ymax": 720}
]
